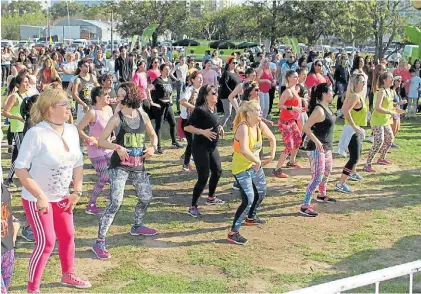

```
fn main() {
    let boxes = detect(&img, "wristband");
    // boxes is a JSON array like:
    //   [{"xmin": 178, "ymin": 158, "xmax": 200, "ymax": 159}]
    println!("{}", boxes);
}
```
[
  {"xmin": 72, "ymin": 190, "xmax": 83, "ymax": 197},
  {"xmin": 287, "ymin": 106, "xmax": 293, "ymax": 110}
]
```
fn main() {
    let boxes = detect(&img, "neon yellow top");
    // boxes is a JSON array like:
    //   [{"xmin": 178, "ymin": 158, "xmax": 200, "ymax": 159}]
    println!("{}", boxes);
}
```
[
  {"xmin": 232, "ymin": 123, "xmax": 262, "ymax": 175},
  {"xmin": 370, "ymin": 88, "xmax": 394, "ymax": 127},
  {"xmin": 345, "ymin": 93, "xmax": 368, "ymax": 127}
]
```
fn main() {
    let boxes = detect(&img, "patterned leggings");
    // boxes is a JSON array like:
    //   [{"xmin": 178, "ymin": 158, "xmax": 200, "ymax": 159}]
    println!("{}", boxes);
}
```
[
  {"xmin": 89, "ymin": 154, "xmax": 112, "ymax": 205},
  {"xmin": 98, "ymin": 169, "xmax": 153, "ymax": 239},
  {"xmin": 1, "ymin": 249, "xmax": 15, "ymax": 294},
  {"xmin": 366, "ymin": 125, "xmax": 393, "ymax": 165},
  {"xmin": 278, "ymin": 119, "xmax": 302, "ymax": 154},
  {"xmin": 303, "ymin": 150, "xmax": 333, "ymax": 206}
]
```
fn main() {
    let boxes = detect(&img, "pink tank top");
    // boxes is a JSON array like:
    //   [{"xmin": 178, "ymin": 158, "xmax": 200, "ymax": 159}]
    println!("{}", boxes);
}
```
[
  {"xmin": 148, "ymin": 69, "xmax": 161, "ymax": 83},
  {"xmin": 87, "ymin": 106, "xmax": 113, "ymax": 159},
  {"xmin": 259, "ymin": 69, "xmax": 272, "ymax": 93}
]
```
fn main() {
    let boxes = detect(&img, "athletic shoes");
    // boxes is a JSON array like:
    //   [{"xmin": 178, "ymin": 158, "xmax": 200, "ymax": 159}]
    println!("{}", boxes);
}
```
[
  {"xmin": 182, "ymin": 164, "xmax": 195, "ymax": 172},
  {"xmin": 156, "ymin": 146, "xmax": 164, "ymax": 154},
  {"xmin": 363, "ymin": 165, "xmax": 376, "ymax": 173},
  {"xmin": 334, "ymin": 182, "xmax": 353, "ymax": 194},
  {"xmin": 272, "ymin": 168, "xmax": 289, "ymax": 178},
  {"xmin": 300, "ymin": 205, "xmax": 319, "ymax": 217},
  {"xmin": 390, "ymin": 143, "xmax": 400, "ymax": 149},
  {"xmin": 60, "ymin": 273, "xmax": 91, "ymax": 289},
  {"xmin": 316, "ymin": 196, "xmax": 337, "ymax": 203},
  {"xmin": 21, "ymin": 226, "xmax": 35, "ymax": 242},
  {"xmin": 205, "ymin": 197, "xmax": 225, "ymax": 205},
  {"xmin": 232, "ymin": 181, "xmax": 240, "ymax": 191},
  {"xmin": 172, "ymin": 142, "xmax": 184, "ymax": 149},
  {"xmin": 130, "ymin": 225, "xmax": 157, "ymax": 236},
  {"xmin": 244, "ymin": 217, "xmax": 266, "ymax": 226},
  {"xmin": 377, "ymin": 159, "xmax": 393, "ymax": 165},
  {"xmin": 85, "ymin": 204, "xmax": 102, "ymax": 215},
  {"xmin": 92, "ymin": 240, "xmax": 111, "ymax": 259},
  {"xmin": 286, "ymin": 162, "xmax": 302, "ymax": 168},
  {"xmin": 227, "ymin": 232, "xmax": 248, "ymax": 245},
  {"xmin": 188, "ymin": 206, "xmax": 200, "ymax": 218},
  {"xmin": 349, "ymin": 173, "xmax": 364, "ymax": 181}
]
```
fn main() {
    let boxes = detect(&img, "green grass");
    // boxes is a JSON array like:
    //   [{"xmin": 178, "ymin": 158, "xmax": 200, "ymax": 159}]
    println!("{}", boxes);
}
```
[{"xmin": 2, "ymin": 94, "xmax": 421, "ymax": 293}]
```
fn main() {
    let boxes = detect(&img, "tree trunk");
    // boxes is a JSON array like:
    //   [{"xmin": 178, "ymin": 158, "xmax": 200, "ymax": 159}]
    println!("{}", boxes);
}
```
[
  {"xmin": 152, "ymin": 30, "xmax": 158, "ymax": 46},
  {"xmin": 270, "ymin": 0, "xmax": 277, "ymax": 46}
]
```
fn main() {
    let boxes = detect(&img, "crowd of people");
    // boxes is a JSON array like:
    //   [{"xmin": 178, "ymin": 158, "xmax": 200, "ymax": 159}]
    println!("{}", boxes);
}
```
[{"xmin": 1, "ymin": 41, "xmax": 420, "ymax": 293}]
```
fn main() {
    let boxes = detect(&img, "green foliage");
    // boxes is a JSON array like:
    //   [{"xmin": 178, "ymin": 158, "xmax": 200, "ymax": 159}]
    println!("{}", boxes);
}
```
[
  {"xmin": 1, "ymin": 11, "xmax": 46, "ymax": 40},
  {"xmin": 1, "ymin": 0, "xmax": 42, "ymax": 16},
  {"xmin": 49, "ymin": 1, "xmax": 83, "ymax": 20}
]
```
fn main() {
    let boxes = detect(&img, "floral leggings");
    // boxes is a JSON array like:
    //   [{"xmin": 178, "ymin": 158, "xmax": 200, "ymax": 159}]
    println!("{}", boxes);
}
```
[
  {"xmin": 303, "ymin": 150, "xmax": 333, "ymax": 206},
  {"xmin": 89, "ymin": 154, "xmax": 112, "ymax": 205},
  {"xmin": 1, "ymin": 249, "xmax": 14, "ymax": 294},
  {"xmin": 278, "ymin": 119, "xmax": 302, "ymax": 154},
  {"xmin": 366, "ymin": 125, "xmax": 393, "ymax": 165},
  {"xmin": 98, "ymin": 169, "xmax": 153, "ymax": 239}
]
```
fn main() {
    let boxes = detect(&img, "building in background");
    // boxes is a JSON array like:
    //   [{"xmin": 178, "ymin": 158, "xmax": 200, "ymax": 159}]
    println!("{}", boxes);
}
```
[{"xmin": 186, "ymin": 0, "xmax": 234, "ymax": 14}]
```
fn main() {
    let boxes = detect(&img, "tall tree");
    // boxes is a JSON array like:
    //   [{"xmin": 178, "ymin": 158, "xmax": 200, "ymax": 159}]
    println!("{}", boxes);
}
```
[
  {"xmin": 1, "ymin": 11, "xmax": 46, "ymax": 40},
  {"xmin": 49, "ymin": 1, "xmax": 84, "ymax": 20},
  {"xmin": 4, "ymin": 1, "xmax": 42, "ymax": 16}
]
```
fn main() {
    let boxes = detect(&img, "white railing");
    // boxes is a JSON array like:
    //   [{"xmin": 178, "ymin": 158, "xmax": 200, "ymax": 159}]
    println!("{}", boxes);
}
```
[{"xmin": 286, "ymin": 260, "xmax": 421, "ymax": 294}]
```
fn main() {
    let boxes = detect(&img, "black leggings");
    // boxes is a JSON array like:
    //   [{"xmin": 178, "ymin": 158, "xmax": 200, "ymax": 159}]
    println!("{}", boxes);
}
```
[
  {"xmin": 268, "ymin": 86, "xmax": 276, "ymax": 114},
  {"xmin": 152, "ymin": 103, "xmax": 176, "ymax": 147},
  {"xmin": 7, "ymin": 125, "xmax": 13, "ymax": 146},
  {"xmin": 191, "ymin": 141, "xmax": 222, "ymax": 206},
  {"xmin": 1, "ymin": 64, "xmax": 11, "ymax": 85},
  {"xmin": 8, "ymin": 132, "xmax": 23, "ymax": 181},
  {"xmin": 342, "ymin": 134, "xmax": 362, "ymax": 176},
  {"xmin": 181, "ymin": 118, "xmax": 193, "ymax": 166}
]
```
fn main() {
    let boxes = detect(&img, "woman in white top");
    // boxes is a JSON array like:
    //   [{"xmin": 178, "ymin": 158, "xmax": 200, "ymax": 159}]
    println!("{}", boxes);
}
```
[
  {"xmin": 15, "ymin": 89, "xmax": 91, "ymax": 292},
  {"xmin": 211, "ymin": 50, "xmax": 223, "ymax": 77},
  {"xmin": 180, "ymin": 71, "xmax": 203, "ymax": 171}
]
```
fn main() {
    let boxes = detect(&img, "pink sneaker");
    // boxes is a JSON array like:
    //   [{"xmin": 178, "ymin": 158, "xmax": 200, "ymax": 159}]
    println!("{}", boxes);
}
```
[
  {"xmin": 377, "ymin": 159, "xmax": 393, "ymax": 165},
  {"xmin": 60, "ymin": 273, "xmax": 91, "ymax": 289},
  {"xmin": 130, "ymin": 225, "xmax": 157, "ymax": 236},
  {"xmin": 286, "ymin": 162, "xmax": 302, "ymax": 168},
  {"xmin": 363, "ymin": 165, "xmax": 376, "ymax": 173},
  {"xmin": 85, "ymin": 204, "xmax": 102, "ymax": 215}
]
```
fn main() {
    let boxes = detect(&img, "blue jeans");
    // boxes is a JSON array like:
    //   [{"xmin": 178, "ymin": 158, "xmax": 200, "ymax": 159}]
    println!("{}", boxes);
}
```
[
  {"xmin": 231, "ymin": 167, "xmax": 266, "ymax": 232},
  {"xmin": 176, "ymin": 80, "xmax": 186, "ymax": 112}
]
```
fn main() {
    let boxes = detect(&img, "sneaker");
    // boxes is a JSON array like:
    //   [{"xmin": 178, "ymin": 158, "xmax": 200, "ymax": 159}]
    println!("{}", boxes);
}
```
[
  {"xmin": 349, "ymin": 173, "xmax": 364, "ymax": 181},
  {"xmin": 272, "ymin": 168, "xmax": 289, "ymax": 178},
  {"xmin": 21, "ymin": 226, "xmax": 35, "ymax": 242},
  {"xmin": 156, "ymin": 146, "xmax": 164, "ymax": 154},
  {"xmin": 390, "ymin": 143, "xmax": 400, "ymax": 149},
  {"xmin": 227, "ymin": 232, "xmax": 248, "ymax": 245},
  {"xmin": 181, "ymin": 138, "xmax": 187, "ymax": 142},
  {"xmin": 244, "ymin": 217, "xmax": 266, "ymax": 226},
  {"xmin": 92, "ymin": 240, "xmax": 111, "ymax": 259},
  {"xmin": 286, "ymin": 162, "xmax": 302, "ymax": 168},
  {"xmin": 366, "ymin": 136, "xmax": 374, "ymax": 143},
  {"xmin": 334, "ymin": 182, "xmax": 353, "ymax": 194},
  {"xmin": 130, "ymin": 225, "xmax": 157, "ymax": 236},
  {"xmin": 182, "ymin": 164, "xmax": 195, "ymax": 172},
  {"xmin": 4, "ymin": 179, "xmax": 16, "ymax": 188},
  {"xmin": 363, "ymin": 165, "xmax": 376, "ymax": 172},
  {"xmin": 377, "ymin": 159, "xmax": 393, "ymax": 165},
  {"xmin": 7, "ymin": 146, "xmax": 13, "ymax": 153},
  {"xmin": 85, "ymin": 204, "xmax": 103, "ymax": 215},
  {"xmin": 300, "ymin": 205, "xmax": 319, "ymax": 217},
  {"xmin": 316, "ymin": 195, "xmax": 337, "ymax": 203},
  {"xmin": 60, "ymin": 272, "xmax": 92, "ymax": 289},
  {"xmin": 232, "ymin": 181, "xmax": 240, "ymax": 191},
  {"xmin": 180, "ymin": 153, "xmax": 185, "ymax": 160},
  {"xmin": 188, "ymin": 206, "xmax": 200, "ymax": 218},
  {"xmin": 172, "ymin": 142, "xmax": 184, "ymax": 149},
  {"xmin": 205, "ymin": 197, "xmax": 225, "ymax": 205}
]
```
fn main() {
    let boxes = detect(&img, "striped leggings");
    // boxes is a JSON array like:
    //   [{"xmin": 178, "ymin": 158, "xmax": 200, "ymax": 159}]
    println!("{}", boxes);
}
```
[
  {"xmin": 366, "ymin": 125, "xmax": 393, "ymax": 165},
  {"xmin": 89, "ymin": 154, "xmax": 112, "ymax": 205},
  {"xmin": 7, "ymin": 132, "xmax": 23, "ymax": 181},
  {"xmin": 22, "ymin": 199, "xmax": 75, "ymax": 292},
  {"xmin": 303, "ymin": 150, "xmax": 333, "ymax": 206}
]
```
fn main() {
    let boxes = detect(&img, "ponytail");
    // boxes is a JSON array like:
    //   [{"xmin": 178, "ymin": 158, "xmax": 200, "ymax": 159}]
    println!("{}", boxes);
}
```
[
  {"xmin": 7, "ymin": 77, "xmax": 17, "ymax": 95},
  {"xmin": 309, "ymin": 83, "xmax": 329, "ymax": 114}
]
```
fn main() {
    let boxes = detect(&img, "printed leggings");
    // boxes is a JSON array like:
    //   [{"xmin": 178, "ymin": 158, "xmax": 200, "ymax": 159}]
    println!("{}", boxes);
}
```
[
  {"xmin": 366, "ymin": 125, "xmax": 393, "ymax": 165},
  {"xmin": 1, "ymin": 249, "xmax": 14, "ymax": 294},
  {"xmin": 98, "ymin": 169, "xmax": 153, "ymax": 239},
  {"xmin": 7, "ymin": 132, "xmax": 23, "ymax": 181},
  {"xmin": 22, "ymin": 199, "xmax": 75, "ymax": 292},
  {"xmin": 303, "ymin": 150, "xmax": 333, "ymax": 206},
  {"xmin": 232, "ymin": 167, "xmax": 266, "ymax": 232},
  {"xmin": 278, "ymin": 119, "xmax": 302, "ymax": 154},
  {"xmin": 88, "ymin": 153, "xmax": 112, "ymax": 205}
]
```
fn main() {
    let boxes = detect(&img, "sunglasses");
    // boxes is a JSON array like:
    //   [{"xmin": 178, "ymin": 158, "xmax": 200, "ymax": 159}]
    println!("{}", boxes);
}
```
[
  {"xmin": 232, "ymin": 62, "xmax": 238, "ymax": 64},
  {"xmin": 153, "ymin": 61, "xmax": 159, "ymax": 64},
  {"xmin": 210, "ymin": 91, "xmax": 217, "ymax": 95},
  {"xmin": 254, "ymin": 88, "xmax": 259, "ymax": 92}
]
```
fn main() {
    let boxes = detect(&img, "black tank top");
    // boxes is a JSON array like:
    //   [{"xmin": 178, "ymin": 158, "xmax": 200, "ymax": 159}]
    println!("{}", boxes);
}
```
[
  {"xmin": 307, "ymin": 104, "xmax": 336, "ymax": 151},
  {"xmin": 78, "ymin": 73, "xmax": 95, "ymax": 104},
  {"xmin": 109, "ymin": 110, "xmax": 146, "ymax": 172}
]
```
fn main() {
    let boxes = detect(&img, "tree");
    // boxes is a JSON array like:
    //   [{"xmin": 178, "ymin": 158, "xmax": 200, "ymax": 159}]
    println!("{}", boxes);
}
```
[
  {"xmin": 49, "ymin": 1, "xmax": 84, "ymax": 20},
  {"xmin": 1, "ymin": 11, "xmax": 46, "ymax": 40},
  {"xmin": 3, "ymin": 1, "xmax": 42, "ymax": 16}
]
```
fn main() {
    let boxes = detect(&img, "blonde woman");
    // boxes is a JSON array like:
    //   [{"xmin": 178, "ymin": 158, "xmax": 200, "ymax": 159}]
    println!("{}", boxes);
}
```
[
  {"xmin": 227, "ymin": 100, "xmax": 276, "ymax": 245},
  {"xmin": 37, "ymin": 58, "xmax": 61, "ymax": 91},
  {"xmin": 15, "ymin": 89, "xmax": 91, "ymax": 292}
]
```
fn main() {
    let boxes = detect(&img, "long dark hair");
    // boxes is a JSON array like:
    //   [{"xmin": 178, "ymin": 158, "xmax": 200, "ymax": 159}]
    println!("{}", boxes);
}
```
[
  {"xmin": 309, "ymin": 59, "xmax": 321, "ymax": 75},
  {"xmin": 309, "ymin": 83, "xmax": 330, "ymax": 114},
  {"xmin": 351, "ymin": 56, "xmax": 364, "ymax": 73},
  {"xmin": 196, "ymin": 84, "xmax": 216, "ymax": 107}
]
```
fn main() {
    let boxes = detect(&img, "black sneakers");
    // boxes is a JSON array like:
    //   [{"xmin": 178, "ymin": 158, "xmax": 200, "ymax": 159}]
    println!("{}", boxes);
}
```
[{"xmin": 227, "ymin": 232, "xmax": 248, "ymax": 245}]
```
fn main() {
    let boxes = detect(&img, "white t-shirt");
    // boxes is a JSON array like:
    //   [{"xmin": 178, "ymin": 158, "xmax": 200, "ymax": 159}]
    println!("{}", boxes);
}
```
[
  {"xmin": 15, "ymin": 122, "xmax": 83, "ymax": 202},
  {"xmin": 61, "ymin": 61, "xmax": 77, "ymax": 82},
  {"xmin": 408, "ymin": 76, "xmax": 421, "ymax": 98},
  {"xmin": 180, "ymin": 85, "xmax": 201, "ymax": 119}
]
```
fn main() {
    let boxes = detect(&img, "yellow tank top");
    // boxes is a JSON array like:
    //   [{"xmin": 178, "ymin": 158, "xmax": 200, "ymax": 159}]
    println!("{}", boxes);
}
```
[
  {"xmin": 232, "ymin": 123, "xmax": 263, "ymax": 175},
  {"xmin": 345, "ymin": 94, "xmax": 367, "ymax": 127},
  {"xmin": 370, "ymin": 88, "xmax": 394, "ymax": 127}
]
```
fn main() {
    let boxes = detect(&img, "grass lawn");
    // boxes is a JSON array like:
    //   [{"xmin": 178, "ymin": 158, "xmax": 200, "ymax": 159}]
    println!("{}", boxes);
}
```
[{"xmin": 1, "ymin": 95, "xmax": 421, "ymax": 293}]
